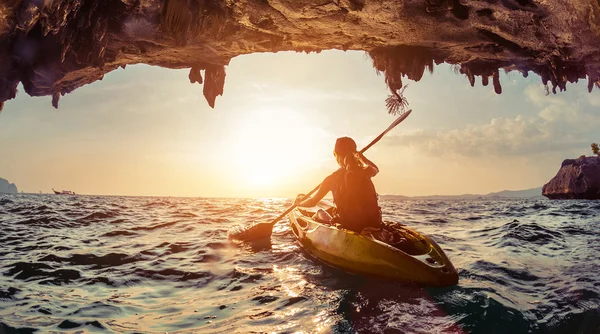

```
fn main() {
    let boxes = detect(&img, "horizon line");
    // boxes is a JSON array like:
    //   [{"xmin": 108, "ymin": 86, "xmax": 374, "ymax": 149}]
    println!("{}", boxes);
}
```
[{"xmin": 5, "ymin": 186, "xmax": 544, "ymax": 199}]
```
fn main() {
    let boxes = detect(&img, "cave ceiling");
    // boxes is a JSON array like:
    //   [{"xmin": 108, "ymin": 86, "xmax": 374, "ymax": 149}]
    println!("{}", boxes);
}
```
[{"xmin": 1, "ymin": 0, "xmax": 599, "ymax": 112}]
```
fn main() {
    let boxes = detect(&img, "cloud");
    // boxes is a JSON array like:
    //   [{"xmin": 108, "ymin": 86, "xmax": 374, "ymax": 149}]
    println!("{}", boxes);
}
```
[
  {"xmin": 382, "ymin": 85, "xmax": 600, "ymax": 157},
  {"xmin": 524, "ymin": 84, "xmax": 568, "ymax": 107}
]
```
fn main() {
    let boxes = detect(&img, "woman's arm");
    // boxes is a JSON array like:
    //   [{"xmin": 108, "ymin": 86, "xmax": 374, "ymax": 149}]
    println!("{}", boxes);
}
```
[
  {"xmin": 295, "ymin": 175, "xmax": 334, "ymax": 207},
  {"xmin": 358, "ymin": 153, "xmax": 379, "ymax": 177}
]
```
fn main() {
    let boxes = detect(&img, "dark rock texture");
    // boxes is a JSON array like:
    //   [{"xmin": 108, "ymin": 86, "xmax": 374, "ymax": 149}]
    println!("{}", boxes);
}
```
[
  {"xmin": 543, "ymin": 156, "xmax": 600, "ymax": 200},
  {"xmin": 1, "ymin": 0, "xmax": 599, "ymax": 111},
  {"xmin": 0, "ymin": 177, "xmax": 18, "ymax": 193}
]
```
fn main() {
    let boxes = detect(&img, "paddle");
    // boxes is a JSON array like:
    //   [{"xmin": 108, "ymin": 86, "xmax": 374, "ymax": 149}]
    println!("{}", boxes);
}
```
[{"xmin": 227, "ymin": 109, "xmax": 413, "ymax": 241}]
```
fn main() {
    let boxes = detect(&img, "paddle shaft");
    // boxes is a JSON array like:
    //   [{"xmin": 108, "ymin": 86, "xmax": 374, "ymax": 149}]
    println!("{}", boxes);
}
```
[{"xmin": 267, "ymin": 109, "xmax": 412, "ymax": 227}]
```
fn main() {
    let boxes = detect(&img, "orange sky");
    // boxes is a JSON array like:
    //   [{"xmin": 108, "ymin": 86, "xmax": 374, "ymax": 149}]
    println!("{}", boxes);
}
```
[{"xmin": 1, "ymin": 51, "xmax": 598, "ymax": 197}]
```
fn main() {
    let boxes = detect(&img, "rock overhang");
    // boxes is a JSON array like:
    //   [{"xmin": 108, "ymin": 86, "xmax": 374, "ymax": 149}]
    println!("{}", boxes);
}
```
[{"xmin": 1, "ymin": 0, "xmax": 599, "ymax": 112}]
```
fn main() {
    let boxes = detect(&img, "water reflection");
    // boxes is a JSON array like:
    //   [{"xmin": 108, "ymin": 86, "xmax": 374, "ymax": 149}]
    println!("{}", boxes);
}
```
[{"xmin": 1, "ymin": 195, "xmax": 599, "ymax": 333}]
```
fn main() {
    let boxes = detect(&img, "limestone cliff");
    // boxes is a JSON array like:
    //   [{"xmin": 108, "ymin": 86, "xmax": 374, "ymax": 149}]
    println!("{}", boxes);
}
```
[
  {"xmin": 0, "ymin": 177, "xmax": 18, "ymax": 194},
  {"xmin": 1, "ymin": 0, "xmax": 599, "ymax": 111},
  {"xmin": 542, "ymin": 156, "xmax": 600, "ymax": 200}
]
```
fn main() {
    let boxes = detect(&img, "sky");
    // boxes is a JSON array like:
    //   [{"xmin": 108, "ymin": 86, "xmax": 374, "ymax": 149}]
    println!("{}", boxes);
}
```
[{"xmin": 1, "ymin": 50, "xmax": 599, "ymax": 197}]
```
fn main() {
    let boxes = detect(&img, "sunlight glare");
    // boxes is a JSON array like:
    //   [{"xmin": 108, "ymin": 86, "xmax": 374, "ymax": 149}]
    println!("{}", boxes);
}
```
[{"xmin": 225, "ymin": 107, "xmax": 332, "ymax": 192}]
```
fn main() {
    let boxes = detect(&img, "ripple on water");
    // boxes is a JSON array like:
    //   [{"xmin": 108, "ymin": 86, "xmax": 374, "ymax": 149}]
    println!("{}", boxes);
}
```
[
  {"xmin": 1, "ymin": 194, "xmax": 599, "ymax": 333},
  {"xmin": 38, "ymin": 253, "xmax": 142, "ymax": 269}
]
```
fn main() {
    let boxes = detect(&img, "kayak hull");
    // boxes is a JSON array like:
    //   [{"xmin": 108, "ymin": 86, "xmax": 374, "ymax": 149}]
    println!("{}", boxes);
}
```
[{"xmin": 288, "ymin": 202, "xmax": 459, "ymax": 287}]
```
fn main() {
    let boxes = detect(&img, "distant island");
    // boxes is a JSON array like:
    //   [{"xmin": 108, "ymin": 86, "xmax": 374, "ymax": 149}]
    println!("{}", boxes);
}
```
[
  {"xmin": 0, "ymin": 178, "xmax": 18, "ymax": 194},
  {"xmin": 380, "ymin": 187, "xmax": 543, "ymax": 200}
]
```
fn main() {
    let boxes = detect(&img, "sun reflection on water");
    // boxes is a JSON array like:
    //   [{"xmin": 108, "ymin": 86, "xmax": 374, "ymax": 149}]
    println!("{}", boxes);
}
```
[
  {"xmin": 272, "ymin": 265, "xmax": 308, "ymax": 298},
  {"xmin": 312, "ymin": 310, "xmax": 337, "ymax": 333}
]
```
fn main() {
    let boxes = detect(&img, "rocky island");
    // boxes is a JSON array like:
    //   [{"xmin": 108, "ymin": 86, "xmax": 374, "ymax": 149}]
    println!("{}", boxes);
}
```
[
  {"xmin": 542, "ymin": 156, "xmax": 600, "ymax": 200},
  {"xmin": 0, "ymin": 177, "xmax": 18, "ymax": 194},
  {"xmin": 1, "ymin": 0, "xmax": 599, "ymax": 111}
]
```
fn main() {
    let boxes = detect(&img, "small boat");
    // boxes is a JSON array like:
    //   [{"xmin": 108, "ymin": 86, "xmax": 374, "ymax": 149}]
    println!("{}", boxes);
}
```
[
  {"xmin": 52, "ymin": 188, "xmax": 76, "ymax": 195},
  {"xmin": 288, "ymin": 201, "xmax": 459, "ymax": 287}
]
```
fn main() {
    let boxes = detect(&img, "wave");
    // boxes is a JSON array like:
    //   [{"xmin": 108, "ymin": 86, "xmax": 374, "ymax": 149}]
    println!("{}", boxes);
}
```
[
  {"xmin": 1, "ymin": 194, "xmax": 599, "ymax": 333},
  {"xmin": 38, "ymin": 253, "xmax": 142, "ymax": 269}
]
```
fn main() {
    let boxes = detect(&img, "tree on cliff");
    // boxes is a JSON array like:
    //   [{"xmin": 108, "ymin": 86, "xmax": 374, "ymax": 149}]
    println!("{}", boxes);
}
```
[{"xmin": 592, "ymin": 143, "xmax": 599, "ymax": 155}]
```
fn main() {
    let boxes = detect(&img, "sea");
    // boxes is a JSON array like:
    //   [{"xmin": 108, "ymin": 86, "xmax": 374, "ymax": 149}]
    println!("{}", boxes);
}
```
[{"xmin": 1, "ymin": 194, "xmax": 599, "ymax": 334}]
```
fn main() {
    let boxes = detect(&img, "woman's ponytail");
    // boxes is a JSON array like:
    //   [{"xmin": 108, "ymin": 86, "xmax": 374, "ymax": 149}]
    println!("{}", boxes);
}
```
[{"xmin": 342, "ymin": 151, "xmax": 360, "ymax": 169}]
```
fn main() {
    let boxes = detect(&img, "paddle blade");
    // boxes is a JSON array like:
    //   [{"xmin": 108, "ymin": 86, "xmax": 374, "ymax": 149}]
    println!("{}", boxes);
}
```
[{"xmin": 227, "ymin": 221, "xmax": 274, "ymax": 241}]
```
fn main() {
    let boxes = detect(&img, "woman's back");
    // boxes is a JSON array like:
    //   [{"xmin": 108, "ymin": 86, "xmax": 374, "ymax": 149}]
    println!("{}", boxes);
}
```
[{"xmin": 330, "ymin": 167, "xmax": 382, "ymax": 232}]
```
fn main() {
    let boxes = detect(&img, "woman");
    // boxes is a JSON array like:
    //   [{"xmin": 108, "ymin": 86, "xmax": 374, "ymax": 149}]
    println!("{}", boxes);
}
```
[{"xmin": 294, "ymin": 137, "xmax": 383, "ymax": 232}]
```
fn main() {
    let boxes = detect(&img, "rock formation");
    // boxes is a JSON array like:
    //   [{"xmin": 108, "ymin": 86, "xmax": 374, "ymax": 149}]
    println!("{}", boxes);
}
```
[
  {"xmin": 542, "ymin": 156, "xmax": 600, "ymax": 200},
  {"xmin": 0, "ymin": 0, "xmax": 599, "ymax": 111},
  {"xmin": 0, "ymin": 177, "xmax": 18, "ymax": 194}
]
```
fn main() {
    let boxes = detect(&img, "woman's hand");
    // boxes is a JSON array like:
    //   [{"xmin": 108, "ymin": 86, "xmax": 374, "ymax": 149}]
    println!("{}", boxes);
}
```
[
  {"xmin": 357, "ymin": 152, "xmax": 379, "ymax": 176},
  {"xmin": 294, "ymin": 194, "xmax": 307, "ymax": 206}
]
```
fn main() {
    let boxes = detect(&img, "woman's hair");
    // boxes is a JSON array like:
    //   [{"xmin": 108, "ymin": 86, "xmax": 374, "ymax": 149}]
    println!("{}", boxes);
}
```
[{"xmin": 334, "ymin": 137, "xmax": 360, "ymax": 169}]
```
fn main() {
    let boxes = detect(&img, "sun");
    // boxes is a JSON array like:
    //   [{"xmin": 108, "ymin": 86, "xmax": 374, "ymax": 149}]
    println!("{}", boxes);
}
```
[{"xmin": 224, "ymin": 107, "xmax": 331, "ymax": 193}]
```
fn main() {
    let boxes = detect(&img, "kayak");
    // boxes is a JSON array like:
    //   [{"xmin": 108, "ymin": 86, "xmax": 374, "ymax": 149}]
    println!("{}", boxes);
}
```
[{"xmin": 287, "ymin": 201, "xmax": 459, "ymax": 287}]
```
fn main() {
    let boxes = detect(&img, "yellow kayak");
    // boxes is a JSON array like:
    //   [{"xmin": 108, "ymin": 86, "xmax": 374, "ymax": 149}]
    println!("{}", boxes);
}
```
[{"xmin": 287, "ymin": 201, "xmax": 459, "ymax": 287}]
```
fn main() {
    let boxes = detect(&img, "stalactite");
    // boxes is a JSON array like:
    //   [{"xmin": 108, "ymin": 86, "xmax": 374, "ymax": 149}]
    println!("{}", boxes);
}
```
[
  {"xmin": 492, "ymin": 70, "xmax": 501, "ymax": 94},
  {"xmin": 189, "ymin": 66, "xmax": 203, "ymax": 84},
  {"xmin": 467, "ymin": 72, "xmax": 475, "ymax": 87},
  {"xmin": 51, "ymin": 92, "xmax": 60, "ymax": 109},
  {"xmin": 203, "ymin": 64, "xmax": 226, "ymax": 108}
]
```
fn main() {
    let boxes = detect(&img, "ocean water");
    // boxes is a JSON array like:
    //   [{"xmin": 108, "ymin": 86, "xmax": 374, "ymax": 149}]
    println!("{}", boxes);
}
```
[{"xmin": 1, "ymin": 194, "xmax": 599, "ymax": 333}]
